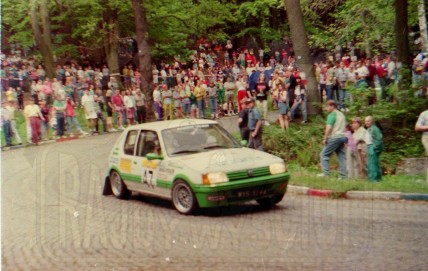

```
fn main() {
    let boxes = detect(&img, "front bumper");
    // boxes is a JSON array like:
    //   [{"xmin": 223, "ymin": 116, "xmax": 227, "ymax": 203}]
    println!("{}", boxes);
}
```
[{"xmin": 192, "ymin": 172, "xmax": 290, "ymax": 208}]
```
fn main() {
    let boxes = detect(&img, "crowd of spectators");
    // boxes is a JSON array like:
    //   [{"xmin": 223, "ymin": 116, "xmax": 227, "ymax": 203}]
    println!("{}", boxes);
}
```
[{"xmin": 1, "ymin": 40, "xmax": 427, "ymax": 181}]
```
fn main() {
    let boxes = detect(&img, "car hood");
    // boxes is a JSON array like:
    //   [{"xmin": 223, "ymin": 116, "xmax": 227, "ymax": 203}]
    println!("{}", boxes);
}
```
[{"xmin": 172, "ymin": 147, "xmax": 282, "ymax": 173}]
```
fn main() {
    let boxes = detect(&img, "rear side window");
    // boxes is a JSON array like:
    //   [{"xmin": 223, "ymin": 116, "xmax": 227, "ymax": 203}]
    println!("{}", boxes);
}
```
[{"xmin": 124, "ymin": 130, "xmax": 138, "ymax": 155}]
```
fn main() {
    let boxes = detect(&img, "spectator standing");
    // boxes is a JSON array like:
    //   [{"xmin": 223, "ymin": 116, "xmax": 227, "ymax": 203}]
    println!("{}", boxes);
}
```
[
  {"xmin": 53, "ymin": 95, "xmax": 66, "ymax": 138},
  {"xmin": 112, "ymin": 89, "xmax": 125, "ymax": 129},
  {"xmin": 246, "ymin": 98, "xmax": 263, "ymax": 151},
  {"xmin": 1, "ymin": 101, "xmax": 13, "ymax": 147},
  {"xmin": 105, "ymin": 89, "xmax": 117, "ymax": 132},
  {"xmin": 162, "ymin": 85, "xmax": 173, "ymax": 120},
  {"xmin": 94, "ymin": 94, "xmax": 108, "ymax": 133},
  {"xmin": 277, "ymin": 83, "xmax": 289, "ymax": 130},
  {"xmin": 24, "ymin": 99, "xmax": 44, "ymax": 145},
  {"xmin": 255, "ymin": 73, "xmax": 269, "ymax": 125},
  {"xmin": 318, "ymin": 100, "xmax": 347, "ymax": 179},
  {"xmin": 364, "ymin": 116, "xmax": 384, "ymax": 181},
  {"xmin": 206, "ymin": 81, "xmax": 218, "ymax": 119},
  {"xmin": 289, "ymin": 76, "xmax": 308, "ymax": 123},
  {"xmin": 173, "ymin": 85, "xmax": 184, "ymax": 119},
  {"xmin": 415, "ymin": 109, "xmax": 428, "ymax": 155},
  {"xmin": 65, "ymin": 97, "xmax": 88, "ymax": 136},
  {"xmin": 193, "ymin": 80, "xmax": 206, "ymax": 119},
  {"xmin": 325, "ymin": 61, "xmax": 335, "ymax": 101},
  {"xmin": 134, "ymin": 88, "xmax": 147, "ymax": 123},
  {"xmin": 6, "ymin": 101, "xmax": 22, "ymax": 145},
  {"xmin": 224, "ymin": 77, "xmax": 236, "ymax": 116},
  {"xmin": 153, "ymin": 85, "xmax": 163, "ymax": 121},
  {"xmin": 181, "ymin": 82, "xmax": 191, "ymax": 118},
  {"xmin": 238, "ymin": 98, "xmax": 250, "ymax": 141},
  {"xmin": 81, "ymin": 89, "xmax": 98, "ymax": 133},
  {"xmin": 39, "ymin": 100, "xmax": 51, "ymax": 140},
  {"xmin": 124, "ymin": 90, "xmax": 136, "ymax": 125}
]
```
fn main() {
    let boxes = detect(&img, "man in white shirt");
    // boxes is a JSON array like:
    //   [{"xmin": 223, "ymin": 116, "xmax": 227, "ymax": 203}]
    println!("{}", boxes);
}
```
[{"xmin": 81, "ymin": 89, "xmax": 97, "ymax": 133}]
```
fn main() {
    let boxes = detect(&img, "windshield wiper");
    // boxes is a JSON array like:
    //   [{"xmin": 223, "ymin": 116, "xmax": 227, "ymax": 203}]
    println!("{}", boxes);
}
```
[
  {"xmin": 203, "ymin": 144, "xmax": 228, "ymax": 150},
  {"xmin": 171, "ymin": 149, "xmax": 201, "ymax": 155}
]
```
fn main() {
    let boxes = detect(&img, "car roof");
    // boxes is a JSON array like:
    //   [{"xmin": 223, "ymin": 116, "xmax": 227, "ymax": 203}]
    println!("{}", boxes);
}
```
[{"xmin": 123, "ymin": 119, "xmax": 219, "ymax": 133}]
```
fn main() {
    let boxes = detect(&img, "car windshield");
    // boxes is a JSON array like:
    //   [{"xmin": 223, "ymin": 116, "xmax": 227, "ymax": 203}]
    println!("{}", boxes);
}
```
[{"xmin": 162, "ymin": 124, "xmax": 242, "ymax": 156}]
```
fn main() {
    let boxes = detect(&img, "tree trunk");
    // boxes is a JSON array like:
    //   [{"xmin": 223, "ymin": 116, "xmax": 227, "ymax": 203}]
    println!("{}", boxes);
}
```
[
  {"xmin": 29, "ymin": 0, "xmax": 55, "ymax": 79},
  {"xmin": 361, "ymin": 9, "xmax": 371, "ymax": 58},
  {"xmin": 418, "ymin": 0, "xmax": 428, "ymax": 52},
  {"xmin": 284, "ymin": 0, "xmax": 321, "ymax": 115},
  {"xmin": 395, "ymin": 0, "xmax": 411, "ymax": 90},
  {"xmin": 103, "ymin": 6, "xmax": 122, "ymax": 89},
  {"xmin": 132, "ymin": 0, "xmax": 154, "ymax": 120}
]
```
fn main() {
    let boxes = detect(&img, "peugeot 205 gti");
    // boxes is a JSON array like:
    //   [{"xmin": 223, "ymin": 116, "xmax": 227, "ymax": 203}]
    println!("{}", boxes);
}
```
[{"xmin": 102, "ymin": 119, "xmax": 290, "ymax": 215}]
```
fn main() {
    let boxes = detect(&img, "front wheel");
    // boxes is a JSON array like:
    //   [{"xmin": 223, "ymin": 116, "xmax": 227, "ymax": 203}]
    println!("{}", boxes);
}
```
[
  {"xmin": 256, "ymin": 194, "xmax": 284, "ymax": 208},
  {"xmin": 171, "ymin": 180, "xmax": 198, "ymax": 215},
  {"xmin": 110, "ymin": 170, "xmax": 131, "ymax": 200}
]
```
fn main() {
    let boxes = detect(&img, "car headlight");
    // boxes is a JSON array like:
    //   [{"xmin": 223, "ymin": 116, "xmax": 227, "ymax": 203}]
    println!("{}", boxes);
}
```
[
  {"xmin": 269, "ymin": 163, "xmax": 286, "ymax": 175},
  {"xmin": 203, "ymin": 172, "xmax": 229, "ymax": 185}
]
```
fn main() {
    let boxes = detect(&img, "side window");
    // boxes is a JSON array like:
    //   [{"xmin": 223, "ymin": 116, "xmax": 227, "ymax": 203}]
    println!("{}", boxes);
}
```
[
  {"xmin": 136, "ymin": 130, "xmax": 161, "ymax": 157},
  {"xmin": 124, "ymin": 130, "xmax": 138, "ymax": 156}
]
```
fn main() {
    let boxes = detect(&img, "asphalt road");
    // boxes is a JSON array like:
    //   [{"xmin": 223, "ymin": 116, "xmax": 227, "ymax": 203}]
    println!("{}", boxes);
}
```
[{"xmin": 2, "ymin": 133, "xmax": 428, "ymax": 271}]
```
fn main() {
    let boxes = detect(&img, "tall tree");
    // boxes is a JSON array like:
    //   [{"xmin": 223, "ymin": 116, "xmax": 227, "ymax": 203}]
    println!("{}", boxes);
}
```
[
  {"xmin": 417, "ymin": 0, "xmax": 428, "ymax": 52},
  {"xmin": 284, "ymin": 0, "xmax": 321, "ymax": 115},
  {"xmin": 29, "ymin": 0, "xmax": 55, "ymax": 78},
  {"xmin": 395, "ymin": 0, "xmax": 411, "ymax": 89},
  {"xmin": 132, "ymin": 0, "xmax": 154, "ymax": 117}
]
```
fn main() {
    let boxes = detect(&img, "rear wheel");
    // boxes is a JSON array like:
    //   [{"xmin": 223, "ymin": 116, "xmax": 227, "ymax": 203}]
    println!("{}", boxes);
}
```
[
  {"xmin": 110, "ymin": 170, "xmax": 131, "ymax": 199},
  {"xmin": 172, "ymin": 180, "xmax": 198, "ymax": 215},
  {"xmin": 256, "ymin": 194, "xmax": 284, "ymax": 208}
]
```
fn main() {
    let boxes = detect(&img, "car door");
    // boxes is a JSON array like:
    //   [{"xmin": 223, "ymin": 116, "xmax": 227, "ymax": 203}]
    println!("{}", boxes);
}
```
[
  {"xmin": 119, "ymin": 129, "xmax": 140, "ymax": 190},
  {"xmin": 132, "ymin": 130, "xmax": 164, "ymax": 196}
]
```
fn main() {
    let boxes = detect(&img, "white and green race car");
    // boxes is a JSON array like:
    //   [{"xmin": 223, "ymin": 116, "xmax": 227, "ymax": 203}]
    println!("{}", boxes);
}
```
[{"xmin": 103, "ymin": 119, "xmax": 290, "ymax": 215}]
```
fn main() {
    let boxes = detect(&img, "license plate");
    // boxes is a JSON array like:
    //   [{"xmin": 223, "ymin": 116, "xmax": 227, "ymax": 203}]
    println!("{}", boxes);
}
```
[{"xmin": 234, "ymin": 188, "xmax": 268, "ymax": 198}]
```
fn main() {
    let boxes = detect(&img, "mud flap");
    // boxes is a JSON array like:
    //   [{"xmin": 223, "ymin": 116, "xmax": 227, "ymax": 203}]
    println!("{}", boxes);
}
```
[{"xmin": 102, "ymin": 176, "xmax": 113, "ymax": 196}]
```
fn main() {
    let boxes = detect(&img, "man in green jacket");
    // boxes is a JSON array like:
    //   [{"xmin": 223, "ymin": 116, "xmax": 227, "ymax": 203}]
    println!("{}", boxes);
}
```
[{"xmin": 365, "ymin": 116, "xmax": 384, "ymax": 181}]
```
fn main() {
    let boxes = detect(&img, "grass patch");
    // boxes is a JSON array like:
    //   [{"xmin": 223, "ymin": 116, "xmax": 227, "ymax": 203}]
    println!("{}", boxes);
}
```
[{"xmin": 288, "ymin": 163, "xmax": 428, "ymax": 193}]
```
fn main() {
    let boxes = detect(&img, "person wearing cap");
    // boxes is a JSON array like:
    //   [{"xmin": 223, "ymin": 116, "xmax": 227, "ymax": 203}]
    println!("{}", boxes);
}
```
[
  {"xmin": 246, "ymin": 98, "xmax": 263, "ymax": 150},
  {"xmin": 318, "ymin": 100, "xmax": 347, "ymax": 178}
]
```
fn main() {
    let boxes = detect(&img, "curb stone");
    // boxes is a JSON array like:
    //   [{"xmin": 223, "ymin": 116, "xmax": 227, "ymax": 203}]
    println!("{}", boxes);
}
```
[
  {"xmin": 287, "ymin": 185, "xmax": 310, "ymax": 195},
  {"xmin": 287, "ymin": 185, "xmax": 428, "ymax": 201},
  {"xmin": 346, "ymin": 191, "xmax": 402, "ymax": 200},
  {"xmin": 400, "ymin": 193, "xmax": 428, "ymax": 201}
]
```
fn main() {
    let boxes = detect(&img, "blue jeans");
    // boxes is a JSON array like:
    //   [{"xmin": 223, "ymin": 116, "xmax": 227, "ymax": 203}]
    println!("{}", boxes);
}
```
[
  {"xmin": 183, "ymin": 103, "xmax": 191, "ymax": 115},
  {"xmin": 320, "ymin": 136, "xmax": 347, "ymax": 178},
  {"xmin": 338, "ymin": 86, "xmax": 348, "ymax": 109},
  {"xmin": 197, "ymin": 99, "xmax": 205, "ymax": 118},
  {"xmin": 41, "ymin": 120, "xmax": 50, "ymax": 140},
  {"xmin": 3, "ymin": 120, "xmax": 12, "ymax": 145},
  {"xmin": 290, "ymin": 98, "xmax": 307, "ymax": 121},
  {"xmin": 209, "ymin": 97, "xmax": 217, "ymax": 115},
  {"xmin": 67, "ymin": 116, "xmax": 82, "ymax": 132}
]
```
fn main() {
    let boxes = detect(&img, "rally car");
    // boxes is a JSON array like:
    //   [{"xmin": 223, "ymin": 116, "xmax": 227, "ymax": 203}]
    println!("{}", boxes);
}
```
[{"xmin": 102, "ymin": 119, "xmax": 290, "ymax": 215}]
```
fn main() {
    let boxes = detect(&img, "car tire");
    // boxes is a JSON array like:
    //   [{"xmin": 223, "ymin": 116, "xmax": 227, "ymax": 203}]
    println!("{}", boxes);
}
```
[
  {"xmin": 172, "ymin": 180, "xmax": 198, "ymax": 215},
  {"xmin": 110, "ymin": 170, "xmax": 131, "ymax": 200},
  {"xmin": 256, "ymin": 194, "xmax": 284, "ymax": 208}
]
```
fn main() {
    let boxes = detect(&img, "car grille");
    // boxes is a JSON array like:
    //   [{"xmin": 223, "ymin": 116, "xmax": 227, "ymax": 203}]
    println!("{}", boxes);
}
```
[{"xmin": 226, "ymin": 166, "xmax": 270, "ymax": 181}]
